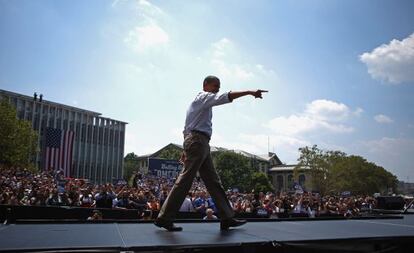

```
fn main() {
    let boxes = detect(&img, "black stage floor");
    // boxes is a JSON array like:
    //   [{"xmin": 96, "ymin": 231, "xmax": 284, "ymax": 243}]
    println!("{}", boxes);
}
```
[{"xmin": 1, "ymin": 215, "xmax": 414, "ymax": 252}]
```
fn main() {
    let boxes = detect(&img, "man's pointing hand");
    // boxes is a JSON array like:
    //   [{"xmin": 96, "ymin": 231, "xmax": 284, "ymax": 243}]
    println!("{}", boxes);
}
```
[{"xmin": 252, "ymin": 89, "xmax": 268, "ymax": 99}]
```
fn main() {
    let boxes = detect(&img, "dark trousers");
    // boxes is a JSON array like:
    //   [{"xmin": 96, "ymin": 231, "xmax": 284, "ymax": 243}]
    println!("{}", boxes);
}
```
[{"xmin": 157, "ymin": 132, "xmax": 234, "ymax": 221}]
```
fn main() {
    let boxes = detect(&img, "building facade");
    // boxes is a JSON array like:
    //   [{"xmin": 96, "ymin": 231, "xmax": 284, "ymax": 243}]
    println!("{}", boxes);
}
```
[
  {"xmin": 268, "ymin": 165, "xmax": 312, "ymax": 192},
  {"xmin": 0, "ymin": 89, "xmax": 127, "ymax": 184},
  {"xmin": 136, "ymin": 143, "xmax": 283, "ymax": 175}
]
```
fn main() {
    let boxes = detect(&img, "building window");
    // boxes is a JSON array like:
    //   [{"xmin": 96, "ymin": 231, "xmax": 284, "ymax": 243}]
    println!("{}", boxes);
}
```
[
  {"xmin": 18, "ymin": 108, "xmax": 25, "ymax": 119},
  {"xmin": 17, "ymin": 99, "xmax": 25, "ymax": 119},
  {"xmin": 299, "ymin": 174, "xmax": 306, "ymax": 187},
  {"xmin": 93, "ymin": 126, "xmax": 98, "ymax": 143},
  {"xmin": 104, "ymin": 129, "xmax": 108, "ymax": 145},
  {"xmin": 26, "ymin": 101, "xmax": 32, "ymax": 114},
  {"xmin": 120, "ymin": 131, "xmax": 124, "ymax": 147},
  {"xmin": 33, "ymin": 114, "xmax": 40, "ymax": 130},
  {"xmin": 86, "ymin": 125, "xmax": 92, "ymax": 143},
  {"xmin": 287, "ymin": 174, "xmax": 293, "ymax": 190},
  {"xmin": 75, "ymin": 121, "xmax": 80, "ymax": 141},
  {"xmin": 63, "ymin": 114, "xmax": 68, "ymax": 130},
  {"xmin": 114, "ymin": 131, "xmax": 119, "ymax": 146},
  {"xmin": 41, "ymin": 116, "xmax": 47, "ymax": 131},
  {"xmin": 69, "ymin": 118, "xmax": 74, "ymax": 131},
  {"xmin": 98, "ymin": 124, "xmax": 103, "ymax": 144},
  {"xmin": 42, "ymin": 105, "xmax": 48, "ymax": 114},
  {"xmin": 49, "ymin": 107, "xmax": 55, "ymax": 127},
  {"xmin": 277, "ymin": 175, "xmax": 284, "ymax": 191},
  {"xmin": 80, "ymin": 124, "xmax": 86, "ymax": 142},
  {"xmin": 109, "ymin": 129, "xmax": 113, "ymax": 145}
]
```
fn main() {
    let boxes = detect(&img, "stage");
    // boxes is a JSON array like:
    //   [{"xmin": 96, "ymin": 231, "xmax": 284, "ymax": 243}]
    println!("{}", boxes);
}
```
[{"xmin": 1, "ymin": 215, "xmax": 414, "ymax": 252}]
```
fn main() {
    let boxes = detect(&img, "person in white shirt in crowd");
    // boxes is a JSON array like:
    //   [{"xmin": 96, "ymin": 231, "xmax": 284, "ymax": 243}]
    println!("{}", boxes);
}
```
[
  {"xmin": 292, "ymin": 195, "xmax": 304, "ymax": 213},
  {"xmin": 79, "ymin": 189, "xmax": 95, "ymax": 208},
  {"xmin": 203, "ymin": 208, "xmax": 218, "ymax": 220},
  {"xmin": 179, "ymin": 192, "xmax": 194, "ymax": 212}
]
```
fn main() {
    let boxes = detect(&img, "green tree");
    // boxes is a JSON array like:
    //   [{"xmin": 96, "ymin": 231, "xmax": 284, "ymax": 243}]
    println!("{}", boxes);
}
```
[
  {"xmin": 330, "ymin": 155, "xmax": 398, "ymax": 195},
  {"xmin": 295, "ymin": 145, "xmax": 330, "ymax": 195},
  {"xmin": 212, "ymin": 151, "xmax": 255, "ymax": 192},
  {"xmin": 250, "ymin": 172, "xmax": 274, "ymax": 193},
  {"xmin": 123, "ymin": 152, "xmax": 139, "ymax": 183},
  {"xmin": 296, "ymin": 145, "xmax": 398, "ymax": 195},
  {"xmin": 157, "ymin": 145, "xmax": 182, "ymax": 160},
  {"xmin": 0, "ymin": 100, "xmax": 38, "ymax": 169}
]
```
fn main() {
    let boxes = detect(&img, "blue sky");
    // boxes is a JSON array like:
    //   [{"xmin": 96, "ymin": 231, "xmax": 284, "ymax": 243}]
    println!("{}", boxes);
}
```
[{"xmin": 1, "ymin": 0, "xmax": 413, "ymax": 182}]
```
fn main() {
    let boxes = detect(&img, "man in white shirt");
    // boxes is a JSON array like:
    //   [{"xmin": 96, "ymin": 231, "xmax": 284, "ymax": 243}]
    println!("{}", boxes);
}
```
[
  {"xmin": 178, "ymin": 193, "xmax": 194, "ymax": 212},
  {"xmin": 155, "ymin": 75, "xmax": 267, "ymax": 231}
]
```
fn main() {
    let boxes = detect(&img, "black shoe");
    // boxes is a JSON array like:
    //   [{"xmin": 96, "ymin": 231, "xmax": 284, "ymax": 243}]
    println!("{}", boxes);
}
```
[
  {"xmin": 154, "ymin": 219, "xmax": 183, "ymax": 232},
  {"xmin": 220, "ymin": 218, "xmax": 247, "ymax": 230}
]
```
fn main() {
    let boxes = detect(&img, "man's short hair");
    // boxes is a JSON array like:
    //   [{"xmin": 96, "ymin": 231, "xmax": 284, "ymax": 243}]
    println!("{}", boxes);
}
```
[{"xmin": 203, "ymin": 75, "xmax": 220, "ymax": 86}]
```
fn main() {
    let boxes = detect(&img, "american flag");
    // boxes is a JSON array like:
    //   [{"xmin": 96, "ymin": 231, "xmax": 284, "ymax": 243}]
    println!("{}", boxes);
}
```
[{"xmin": 44, "ymin": 128, "xmax": 74, "ymax": 177}]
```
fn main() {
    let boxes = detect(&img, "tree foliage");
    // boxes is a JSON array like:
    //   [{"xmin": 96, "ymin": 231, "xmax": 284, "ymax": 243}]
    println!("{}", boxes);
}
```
[
  {"xmin": 123, "ymin": 152, "xmax": 139, "ymax": 182},
  {"xmin": 157, "ymin": 145, "xmax": 182, "ymax": 160},
  {"xmin": 250, "ymin": 172, "xmax": 274, "ymax": 193},
  {"xmin": 212, "ymin": 151, "xmax": 272, "ymax": 192},
  {"xmin": 0, "ymin": 100, "xmax": 38, "ymax": 169},
  {"xmin": 295, "ymin": 145, "xmax": 398, "ymax": 195}
]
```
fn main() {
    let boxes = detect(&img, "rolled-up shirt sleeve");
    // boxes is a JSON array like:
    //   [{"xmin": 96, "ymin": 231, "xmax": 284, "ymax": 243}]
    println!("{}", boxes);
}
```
[{"xmin": 200, "ymin": 92, "xmax": 232, "ymax": 108}]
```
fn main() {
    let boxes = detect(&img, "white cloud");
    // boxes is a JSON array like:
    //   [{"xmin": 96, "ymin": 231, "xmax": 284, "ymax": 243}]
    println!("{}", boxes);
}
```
[
  {"xmin": 122, "ymin": 0, "xmax": 169, "ymax": 54},
  {"xmin": 305, "ymin": 99, "xmax": 350, "ymax": 122},
  {"xmin": 208, "ymin": 38, "xmax": 275, "ymax": 83},
  {"xmin": 255, "ymin": 64, "xmax": 276, "ymax": 76},
  {"xmin": 239, "ymin": 133, "xmax": 310, "ymax": 154},
  {"xmin": 361, "ymin": 137, "xmax": 411, "ymax": 155},
  {"xmin": 124, "ymin": 122, "xmax": 181, "ymax": 157},
  {"xmin": 265, "ymin": 99, "xmax": 356, "ymax": 136},
  {"xmin": 374, "ymin": 114, "xmax": 394, "ymax": 124},
  {"xmin": 354, "ymin": 107, "xmax": 364, "ymax": 117},
  {"xmin": 111, "ymin": 0, "xmax": 129, "ymax": 8},
  {"xmin": 212, "ymin": 38, "xmax": 233, "ymax": 58},
  {"xmin": 209, "ymin": 38, "xmax": 254, "ymax": 82},
  {"xmin": 211, "ymin": 133, "xmax": 310, "ymax": 164},
  {"xmin": 210, "ymin": 59, "xmax": 254, "ymax": 82},
  {"xmin": 227, "ymin": 99, "xmax": 359, "ymax": 164},
  {"xmin": 111, "ymin": 0, "xmax": 163, "ymax": 16},
  {"xmin": 137, "ymin": 0, "xmax": 164, "ymax": 16},
  {"xmin": 266, "ymin": 115, "xmax": 354, "ymax": 135},
  {"xmin": 358, "ymin": 137, "xmax": 414, "ymax": 180},
  {"xmin": 360, "ymin": 33, "xmax": 414, "ymax": 84},
  {"xmin": 124, "ymin": 23, "xmax": 169, "ymax": 53}
]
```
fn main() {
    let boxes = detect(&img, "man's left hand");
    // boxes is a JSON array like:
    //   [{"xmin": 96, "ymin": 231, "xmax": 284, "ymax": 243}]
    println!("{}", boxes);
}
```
[{"xmin": 179, "ymin": 152, "xmax": 187, "ymax": 165}]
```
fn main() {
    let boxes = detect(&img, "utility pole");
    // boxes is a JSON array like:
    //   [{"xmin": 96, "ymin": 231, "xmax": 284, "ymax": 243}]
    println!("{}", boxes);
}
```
[{"xmin": 267, "ymin": 136, "xmax": 269, "ymax": 154}]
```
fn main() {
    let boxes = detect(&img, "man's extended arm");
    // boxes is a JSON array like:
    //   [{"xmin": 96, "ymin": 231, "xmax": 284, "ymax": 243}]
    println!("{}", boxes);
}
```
[{"xmin": 228, "ymin": 90, "xmax": 268, "ymax": 101}]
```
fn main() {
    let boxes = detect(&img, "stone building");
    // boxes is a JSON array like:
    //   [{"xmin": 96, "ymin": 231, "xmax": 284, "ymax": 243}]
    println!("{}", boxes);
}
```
[{"xmin": 0, "ymin": 89, "xmax": 127, "ymax": 183}]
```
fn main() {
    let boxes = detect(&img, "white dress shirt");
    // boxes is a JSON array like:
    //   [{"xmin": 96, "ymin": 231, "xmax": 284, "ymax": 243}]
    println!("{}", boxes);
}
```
[
  {"xmin": 179, "ymin": 197, "xmax": 194, "ymax": 212},
  {"xmin": 183, "ymin": 91, "xmax": 232, "ymax": 137}
]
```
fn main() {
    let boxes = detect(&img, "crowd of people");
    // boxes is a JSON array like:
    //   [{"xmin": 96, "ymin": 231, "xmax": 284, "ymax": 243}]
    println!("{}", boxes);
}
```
[{"xmin": 0, "ymin": 167, "xmax": 383, "ymax": 219}]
